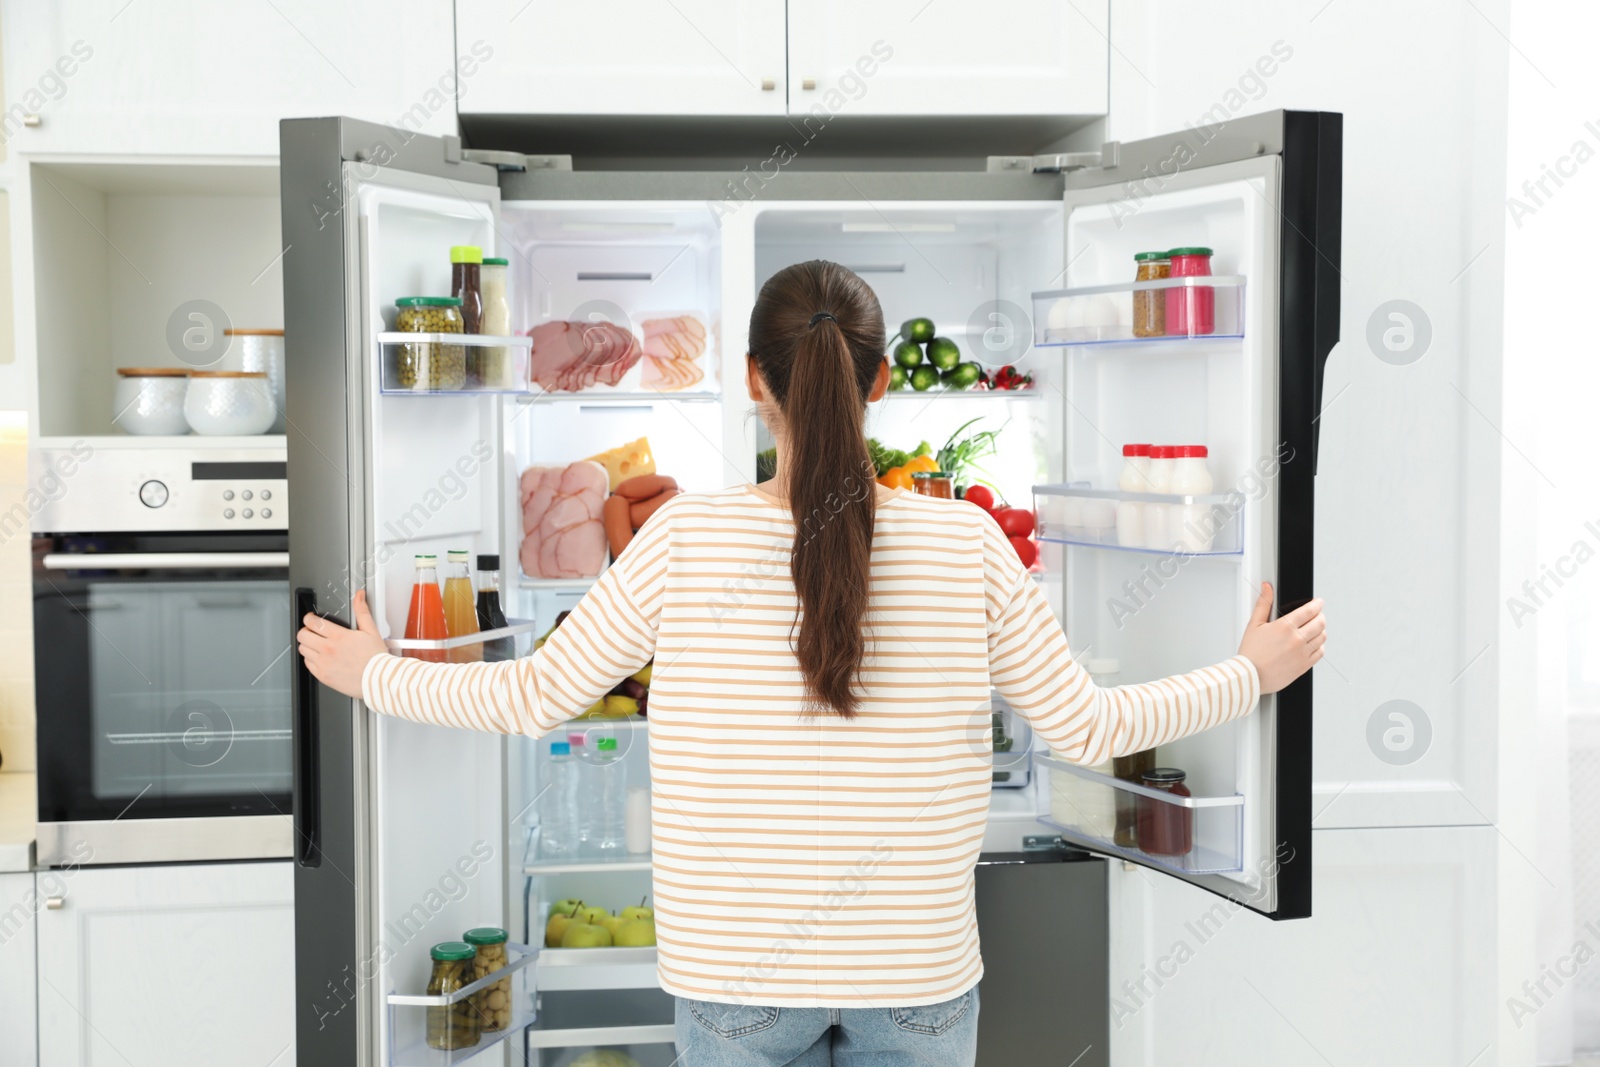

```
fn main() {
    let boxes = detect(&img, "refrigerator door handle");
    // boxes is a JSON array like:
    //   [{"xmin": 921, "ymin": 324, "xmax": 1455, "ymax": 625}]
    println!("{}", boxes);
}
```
[{"xmin": 292, "ymin": 587, "xmax": 322, "ymax": 868}]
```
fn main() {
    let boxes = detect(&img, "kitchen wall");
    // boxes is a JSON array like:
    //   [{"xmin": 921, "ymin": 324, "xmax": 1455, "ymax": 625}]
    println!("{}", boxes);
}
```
[
  {"xmin": 1103, "ymin": 1, "xmax": 1528, "ymax": 1064},
  {"xmin": 0, "ymin": 20, "xmax": 29, "ymax": 774}
]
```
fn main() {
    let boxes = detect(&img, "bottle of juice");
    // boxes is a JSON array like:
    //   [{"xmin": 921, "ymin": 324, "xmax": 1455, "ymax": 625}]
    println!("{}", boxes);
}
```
[
  {"xmin": 475, "ymin": 554, "xmax": 516, "ymax": 662},
  {"xmin": 404, "ymin": 554, "xmax": 449, "ymax": 662},
  {"xmin": 443, "ymin": 550, "xmax": 482, "ymax": 663}
]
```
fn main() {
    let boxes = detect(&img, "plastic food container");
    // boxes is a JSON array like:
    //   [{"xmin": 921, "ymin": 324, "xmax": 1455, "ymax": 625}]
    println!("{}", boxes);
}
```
[
  {"xmin": 463, "ymin": 927, "xmax": 512, "ymax": 1032},
  {"xmin": 425, "ymin": 941, "xmax": 481, "ymax": 1051},
  {"xmin": 1136, "ymin": 767, "xmax": 1193, "ymax": 856},
  {"xmin": 393, "ymin": 297, "xmax": 466, "ymax": 391},
  {"xmin": 184, "ymin": 371, "xmax": 276, "ymax": 435},
  {"xmin": 1165, "ymin": 248, "xmax": 1215, "ymax": 336},
  {"xmin": 1132, "ymin": 252, "xmax": 1170, "ymax": 338},
  {"xmin": 113, "ymin": 368, "xmax": 190, "ymax": 435}
]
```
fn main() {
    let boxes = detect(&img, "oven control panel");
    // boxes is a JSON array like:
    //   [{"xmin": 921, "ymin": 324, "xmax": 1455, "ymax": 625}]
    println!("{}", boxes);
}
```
[{"xmin": 29, "ymin": 445, "xmax": 289, "ymax": 533}]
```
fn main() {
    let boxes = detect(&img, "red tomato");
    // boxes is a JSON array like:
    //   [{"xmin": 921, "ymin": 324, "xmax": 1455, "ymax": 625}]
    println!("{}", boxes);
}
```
[
  {"xmin": 1009, "ymin": 535, "xmax": 1039, "ymax": 568},
  {"xmin": 994, "ymin": 507, "xmax": 1036, "ymax": 538},
  {"xmin": 962, "ymin": 485, "xmax": 996, "ymax": 511}
]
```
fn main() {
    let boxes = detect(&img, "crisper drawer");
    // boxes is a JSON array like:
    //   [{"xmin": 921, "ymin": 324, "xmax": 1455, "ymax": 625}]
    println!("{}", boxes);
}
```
[{"xmin": 527, "ymin": 989, "xmax": 676, "ymax": 1067}]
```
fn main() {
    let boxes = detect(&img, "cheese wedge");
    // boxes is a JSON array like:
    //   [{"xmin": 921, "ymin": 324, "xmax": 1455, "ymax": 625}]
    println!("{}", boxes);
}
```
[{"xmin": 585, "ymin": 436, "xmax": 656, "ymax": 491}]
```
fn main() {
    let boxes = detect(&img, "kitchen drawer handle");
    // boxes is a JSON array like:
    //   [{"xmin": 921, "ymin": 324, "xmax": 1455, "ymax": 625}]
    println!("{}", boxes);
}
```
[
  {"xmin": 292, "ymin": 587, "xmax": 322, "ymax": 868},
  {"xmin": 45, "ymin": 896, "xmax": 64, "ymax": 909}
]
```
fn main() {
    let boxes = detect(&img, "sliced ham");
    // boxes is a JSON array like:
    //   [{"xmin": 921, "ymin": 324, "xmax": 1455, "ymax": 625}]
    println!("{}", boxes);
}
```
[
  {"xmin": 528, "ymin": 320, "xmax": 643, "ymax": 393},
  {"xmin": 640, "ymin": 315, "xmax": 707, "ymax": 392},
  {"xmin": 519, "ymin": 460, "xmax": 609, "ymax": 578}
]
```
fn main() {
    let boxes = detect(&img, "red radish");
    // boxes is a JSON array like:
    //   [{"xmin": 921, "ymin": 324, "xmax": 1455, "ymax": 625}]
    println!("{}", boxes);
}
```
[
  {"xmin": 962, "ymin": 485, "xmax": 996, "ymax": 511},
  {"xmin": 1009, "ymin": 536, "xmax": 1039, "ymax": 568},
  {"xmin": 994, "ymin": 507, "xmax": 1036, "ymax": 538}
]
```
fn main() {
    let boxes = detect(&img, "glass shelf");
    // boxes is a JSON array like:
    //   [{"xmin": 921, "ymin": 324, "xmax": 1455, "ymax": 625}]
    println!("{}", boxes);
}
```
[
  {"xmin": 526, "ymin": 851, "xmax": 652, "ymax": 876},
  {"xmin": 377, "ymin": 333, "xmax": 534, "ymax": 395},
  {"xmin": 1033, "ymin": 484, "xmax": 1244, "ymax": 557},
  {"xmin": 879, "ymin": 388, "xmax": 1041, "ymax": 402},
  {"xmin": 519, "ymin": 576, "xmax": 601, "ymax": 592},
  {"xmin": 516, "ymin": 389, "xmax": 721, "ymax": 405},
  {"xmin": 386, "ymin": 941, "xmax": 538, "ymax": 1067},
  {"xmin": 535, "ymin": 947, "xmax": 659, "ymax": 992},
  {"xmin": 1036, "ymin": 754, "xmax": 1244, "ymax": 875},
  {"xmin": 384, "ymin": 618, "xmax": 541, "ymax": 655},
  {"xmin": 1032, "ymin": 275, "xmax": 1245, "ymax": 347}
]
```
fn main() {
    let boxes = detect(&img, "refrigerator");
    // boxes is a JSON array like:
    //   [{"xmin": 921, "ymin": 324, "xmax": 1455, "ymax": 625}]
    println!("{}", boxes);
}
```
[{"xmin": 281, "ymin": 109, "xmax": 1340, "ymax": 1067}]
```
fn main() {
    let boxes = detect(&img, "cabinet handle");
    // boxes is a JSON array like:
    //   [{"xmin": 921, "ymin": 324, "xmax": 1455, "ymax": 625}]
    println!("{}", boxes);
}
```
[
  {"xmin": 292, "ymin": 587, "xmax": 323, "ymax": 868},
  {"xmin": 45, "ymin": 896, "xmax": 64, "ymax": 909},
  {"xmin": 760, "ymin": 77, "xmax": 776, "ymax": 91},
  {"xmin": 802, "ymin": 77, "xmax": 817, "ymax": 91},
  {"xmin": 22, "ymin": 114, "xmax": 40, "ymax": 128}
]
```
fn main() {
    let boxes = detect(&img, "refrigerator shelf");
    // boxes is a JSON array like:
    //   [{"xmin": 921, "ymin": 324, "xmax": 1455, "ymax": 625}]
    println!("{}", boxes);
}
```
[
  {"xmin": 1036, "ymin": 755, "xmax": 1244, "ymax": 875},
  {"xmin": 535, "ymin": 947, "xmax": 659, "ymax": 991},
  {"xmin": 1031, "ymin": 275, "xmax": 1246, "ymax": 348},
  {"xmin": 526, "ymin": 1023, "xmax": 676, "ymax": 1049},
  {"xmin": 384, "ymin": 618, "xmax": 541, "ymax": 653},
  {"xmin": 386, "ymin": 940, "xmax": 538, "ymax": 1067},
  {"xmin": 519, "ymin": 576, "xmax": 600, "ymax": 591},
  {"xmin": 516, "ymin": 389, "xmax": 722, "ymax": 405},
  {"xmin": 878, "ymin": 388, "xmax": 1042, "ymax": 402},
  {"xmin": 1034, "ymin": 484, "xmax": 1245, "ymax": 557},
  {"xmin": 377, "ymin": 333, "xmax": 534, "ymax": 396},
  {"xmin": 525, "ymin": 852, "xmax": 652, "ymax": 876}
]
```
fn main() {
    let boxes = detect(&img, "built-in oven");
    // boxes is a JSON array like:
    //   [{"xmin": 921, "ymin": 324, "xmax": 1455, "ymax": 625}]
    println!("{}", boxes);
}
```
[{"xmin": 30, "ymin": 444, "xmax": 293, "ymax": 866}]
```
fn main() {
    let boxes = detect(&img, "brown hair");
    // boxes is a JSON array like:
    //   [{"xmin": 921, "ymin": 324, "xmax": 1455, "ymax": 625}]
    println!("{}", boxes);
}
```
[{"xmin": 749, "ymin": 261, "xmax": 886, "ymax": 718}]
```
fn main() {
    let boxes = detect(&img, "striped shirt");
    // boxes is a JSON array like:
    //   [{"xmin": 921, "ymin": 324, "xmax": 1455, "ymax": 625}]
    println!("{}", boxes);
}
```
[{"xmin": 363, "ymin": 485, "xmax": 1259, "ymax": 1008}]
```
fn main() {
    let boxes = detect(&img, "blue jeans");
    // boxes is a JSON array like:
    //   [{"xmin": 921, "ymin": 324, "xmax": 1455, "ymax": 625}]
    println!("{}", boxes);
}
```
[{"xmin": 674, "ymin": 988, "xmax": 978, "ymax": 1067}]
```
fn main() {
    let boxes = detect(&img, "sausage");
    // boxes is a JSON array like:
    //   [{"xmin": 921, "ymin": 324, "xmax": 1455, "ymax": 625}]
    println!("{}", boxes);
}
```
[
  {"xmin": 615, "ymin": 474, "xmax": 678, "ymax": 502},
  {"xmin": 629, "ymin": 488, "xmax": 678, "ymax": 528},
  {"xmin": 602, "ymin": 494, "xmax": 634, "ymax": 558}
]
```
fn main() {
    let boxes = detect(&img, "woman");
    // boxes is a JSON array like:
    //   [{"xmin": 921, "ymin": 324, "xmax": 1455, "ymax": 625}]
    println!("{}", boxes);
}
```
[{"xmin": 299, "ymin": 260, "xmax": 1325, "ymax": 1067}]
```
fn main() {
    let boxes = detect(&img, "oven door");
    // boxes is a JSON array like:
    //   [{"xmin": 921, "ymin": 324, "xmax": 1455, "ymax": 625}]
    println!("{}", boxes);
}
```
[{"xmin": 33, "ymin": 532, "xmax": 295, "ymax": 865}]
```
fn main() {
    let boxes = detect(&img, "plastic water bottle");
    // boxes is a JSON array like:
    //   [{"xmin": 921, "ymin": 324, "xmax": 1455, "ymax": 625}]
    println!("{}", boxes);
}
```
[
  {"xmin": 538, "ymin": 741, "xmax": 577, "ymax": 858},
  {"xmin": 594, "ymin": 736, "xmax": 627, "ymax": 855},
  {"xmin": 568, "ymin": 733, "xmax": 594, "ymax": 854}
]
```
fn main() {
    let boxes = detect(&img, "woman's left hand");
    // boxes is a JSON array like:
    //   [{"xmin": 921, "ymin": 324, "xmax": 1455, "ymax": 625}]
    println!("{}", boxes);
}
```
[{"xmin": 298, "ymin": 589, "xmax": 389, "ymax": 699}]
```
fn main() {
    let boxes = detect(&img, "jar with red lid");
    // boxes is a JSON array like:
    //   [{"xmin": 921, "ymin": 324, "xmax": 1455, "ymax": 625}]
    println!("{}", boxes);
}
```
[
  {"xmin": 1164, "ymin": 247, "xmax": 1215, "ymax": 337},
  {"xmin": 1134, "ymin": 767, "xmax": 1193, "ymax": 857}
]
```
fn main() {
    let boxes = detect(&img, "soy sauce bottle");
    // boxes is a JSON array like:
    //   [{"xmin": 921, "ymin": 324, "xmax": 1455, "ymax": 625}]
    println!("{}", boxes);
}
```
[{"xmin": 476, "ymin": 554, "xmax": 516, "ymax": 661}]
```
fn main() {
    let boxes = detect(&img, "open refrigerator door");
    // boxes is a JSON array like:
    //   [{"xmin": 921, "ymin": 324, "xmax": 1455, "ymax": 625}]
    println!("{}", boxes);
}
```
[{"xmin": 1027, "ymin": 112, "xmax": 1340, "ymax": 919}]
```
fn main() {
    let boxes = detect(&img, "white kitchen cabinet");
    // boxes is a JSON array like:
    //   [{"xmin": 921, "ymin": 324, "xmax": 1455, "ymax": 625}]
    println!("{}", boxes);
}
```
[
  {"xmin": 456, "ymin": 0, "xmax": 789, "ymax": 116},
  {"xmin": 786, "ymin": 0, "xmax": 1108, "ymax": 117},
  {"xmin": 36, "ymin": 862, "xmax": 294, "ymax": 1067},
  {"xmin": 0, "ymin": 872, "xmax": 38, "ymax": 1067},
  {"xmin": 0, "ymin": 0, "xmax": 456, "ymax": 156}
]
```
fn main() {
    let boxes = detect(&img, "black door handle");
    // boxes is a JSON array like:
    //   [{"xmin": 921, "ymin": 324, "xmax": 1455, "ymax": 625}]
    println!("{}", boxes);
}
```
[{"xmin": 292, "ymin": 587, "xmax": 322, "ymax": 868}]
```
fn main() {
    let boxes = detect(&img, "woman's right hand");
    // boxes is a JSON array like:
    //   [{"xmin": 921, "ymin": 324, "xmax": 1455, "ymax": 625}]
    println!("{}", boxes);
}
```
[{"xmin": 1238, "ymin": 582, "xmax": 1326, "ymax": 694}]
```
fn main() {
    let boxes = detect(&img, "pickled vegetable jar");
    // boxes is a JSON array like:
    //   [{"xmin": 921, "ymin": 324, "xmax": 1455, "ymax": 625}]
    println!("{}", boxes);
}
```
[
  {"xmin": 463, "ymin": 927, "xmax": 512, "ymax": 1032},
  {"xmin": 393, "ymin": 297, "xmax": 466, "ymax": 391},
  {"xmin": 425, "ymin": 941, "xmax": 481, "ymax": 1051},
  {"xmin": 911, "ymin": 472, "xmax": 954, "ymax": 499},
  {"xmin": 1135, "ymin": 767, "xmax": 1193, "ymax": 857},
  {"xmin": 1131, "ymin": 252, "xmax": 1170, "ymax": 338}
]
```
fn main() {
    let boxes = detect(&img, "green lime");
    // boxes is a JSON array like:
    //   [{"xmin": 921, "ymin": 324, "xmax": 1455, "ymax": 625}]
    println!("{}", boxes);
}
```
[
  {"xmin": 910, "ymin": 365, "xmax": 940, "ymax": 392},
  {"xmin": 889, "ymin": 365, "xmax": 908, "ymax": 390},
  {"xmin": 893, "ymin": 341, "xmax": 924, "ymax": 370},
  {"xmin": 946, "ymin": 362, "xmax": 981, "ymax": 389},
  {"xmin": 901, "ymin": 318, "xmax": 936, "ymax": 344},
  {"xmin": 926, "ymin": 336, "xmax": 961, "ymax": 371}
]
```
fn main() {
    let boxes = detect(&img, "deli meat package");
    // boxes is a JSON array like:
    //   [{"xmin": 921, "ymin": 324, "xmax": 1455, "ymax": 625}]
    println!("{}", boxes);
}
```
[
  {"xmin": 527, "ymin": 319, "xmax": 642, "ymax": 392},
  {"xmin": 639, "ymin": 315, "xmax": 707, "ymax": 392},
  {"xmin": 519, "ymin": 460, "xmax": 609, "ymax": 578}
]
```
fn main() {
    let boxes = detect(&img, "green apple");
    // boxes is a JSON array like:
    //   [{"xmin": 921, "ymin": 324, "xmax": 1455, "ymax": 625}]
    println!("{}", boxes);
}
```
[
  {"xmin": 620, "ymin": 898, "xmax": 654, "ymax": 921},
  {"xmin": 598, "ymin": 913, "xmax": 627, "ymax": 936},
  {"xmin": 560, "ymin": 921, "xmax": 614, "ymax": 948},
  {"xmin": 614, "ymin": 918, "xmax": 657, "ymax": 948},
  {"xmin": 576, "ymin": 905, "xmax": 610, "ymax": 926},
  {"xmin": 550, "ymin": 899, "xmax": 583, "ymax": 917},
  {"xmin": 545, "ymin": 912, "xmax": 575, "ymax": 948}
]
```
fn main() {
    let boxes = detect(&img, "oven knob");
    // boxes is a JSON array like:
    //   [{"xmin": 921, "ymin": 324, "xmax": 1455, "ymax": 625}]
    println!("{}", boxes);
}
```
[
  {"xmin": 242, "ymin": 490, "xmax": 253, "ymax": 501},
  {"xmin": 223, "ymin": 508, "xmax": 235, "ymax": 520},
  {"xmin": 223, "ymin": 490, "xmax": 234, "ymax": 501},
  {"xmin": 260, "ymin": 489, "xmax": 272, "ymax": 500},
  {"xmin": 242, "ymin": 508, "xmax": 253, "ymax": 519},
  {"xmin": 138, "ymin": 480, "xmax": 169, "ymax": 508}
]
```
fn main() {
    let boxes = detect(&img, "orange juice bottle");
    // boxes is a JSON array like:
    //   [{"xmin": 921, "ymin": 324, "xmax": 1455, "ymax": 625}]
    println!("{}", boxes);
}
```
[
  {"xmin": 443, "ymin": 550, "xmax": 482, "ymax": 663},
  {"xmin": 404, "ymin": 554, "xmax": 449, "ymax": 663}
]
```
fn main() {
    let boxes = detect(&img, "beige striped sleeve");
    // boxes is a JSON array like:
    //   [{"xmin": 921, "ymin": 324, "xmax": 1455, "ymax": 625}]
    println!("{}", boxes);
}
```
[
  {"xmin": 983, "ymin": 522, "xmax": 1259, "ymax": 765},
  {"xmin": 360, "ymin": 499, "xmax": 673, "ymax": 737}
]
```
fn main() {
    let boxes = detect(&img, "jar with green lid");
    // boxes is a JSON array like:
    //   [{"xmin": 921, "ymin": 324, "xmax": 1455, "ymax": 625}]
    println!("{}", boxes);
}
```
[
  {"xmin": 1131, "ymin": 252, "xmax": 1170, "ymax": 338},
  {"xmin": 425, "ymin": 941, "xmax": 482, "ymax": 1051},
  {"xmin": 463, "ymin": 926, "xmax": 513, "ymax": 1031},
  {"xmin": 392, "ymin": 297, "xmax": 466, "ymax": 391}
]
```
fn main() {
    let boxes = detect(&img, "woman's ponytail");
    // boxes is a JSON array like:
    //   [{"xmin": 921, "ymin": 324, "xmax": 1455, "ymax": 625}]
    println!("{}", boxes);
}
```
[{"xmin": 748, "ymin": 261, "xmax": 886, "ymax": 717}]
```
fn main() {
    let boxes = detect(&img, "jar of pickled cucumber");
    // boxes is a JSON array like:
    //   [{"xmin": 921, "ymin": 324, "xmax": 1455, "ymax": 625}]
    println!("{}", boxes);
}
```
[
  {"xmin": 425, "ymin": 941, "xmax": 482, "ymax": 1051},
  {"xmin": 393, "ymin": 297, "xmax": 467, "ymax": 391},
  {"xmin": 463, "ymin": 926, "xmax": 513, "ymax": 1032}
]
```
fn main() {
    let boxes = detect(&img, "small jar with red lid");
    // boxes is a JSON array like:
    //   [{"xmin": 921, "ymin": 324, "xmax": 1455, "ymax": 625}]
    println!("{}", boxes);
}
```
[
  {"xmin": 1135, "ymin": 767, "xmax": 1193, "ymax": 857},
  {"xmin": 1164, "ymin": 248, "xmax": 1215, "ymax": 337}
]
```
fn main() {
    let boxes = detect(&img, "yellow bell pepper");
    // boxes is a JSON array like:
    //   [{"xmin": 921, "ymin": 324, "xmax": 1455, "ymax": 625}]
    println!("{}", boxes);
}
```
[
  {"xmin": 903, "ymin": 454, "xmax": 939, "ymax": 474},
  {"xmin": 879, "ymin": 466, "xmax": 914, "ymax": 491}
]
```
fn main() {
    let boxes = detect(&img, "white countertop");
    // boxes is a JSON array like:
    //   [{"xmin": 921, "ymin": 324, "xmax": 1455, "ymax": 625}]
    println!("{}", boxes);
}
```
[{"xmin": 0, "ymin": 772, "xmax": 37, "ymax": 872}]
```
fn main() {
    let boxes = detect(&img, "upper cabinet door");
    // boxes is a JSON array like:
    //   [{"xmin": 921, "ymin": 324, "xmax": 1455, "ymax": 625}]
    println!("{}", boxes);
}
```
[
  {"xmin": 785, "ymin": 0, "xmax": 1107, "ymax": 116},
  {"xmin": 0, "ymin": 0, "xmax": 456, "ymax": 155},
  {"xmin": 456, "ymin": 0, "xmax": 788, "ymax": 116}
]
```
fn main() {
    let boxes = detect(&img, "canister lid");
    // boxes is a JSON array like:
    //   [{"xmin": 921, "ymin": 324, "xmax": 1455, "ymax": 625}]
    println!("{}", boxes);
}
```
[
  {"xmin": 1141, "ymin": 767, "xmax": 1187, "ymax": 784},
  {"xmin": 429, "ymin": 941, "xmax": 476, "ymax": 961},
  {"xmin": 396, "ymin": 296, "xmax": 463, "ymax": 307},
  {"xmin": 116, "ymin": 367, "xmax": 189, "ymax": 377},
  {"xmin": 1133, "ymin": 251, "xmax": 1170, "ymax": 261},
  {"xmin": 463, "ymin": 927, "xmax": 509, "ymax": 946},
  {"xmin": 477, "ymin": 554, "xmax": 500, "ymax": 570},
  {"xmin": 1166, "ymin": 247, "xmax": 1213, "ymax": 257},
  {"xmin": 482, "ymin": 257, "xmax": 509, "ymax": 266},
  {"xmin": 449, "ymin": 245, "xmax": 484, "ymax": 264}
]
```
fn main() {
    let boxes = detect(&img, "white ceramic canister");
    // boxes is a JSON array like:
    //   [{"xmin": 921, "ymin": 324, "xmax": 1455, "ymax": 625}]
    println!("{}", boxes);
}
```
[
  {"xmin": 184, "ymin": 371, "xmax": 276, "ymax": 436},
  {"xmin": 225, "ymin": 329, "xmax": 286, "ymax": 432},
  {"xmin": 113, "ymin": 368, "xmax": 190, "ymax": 435}
]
